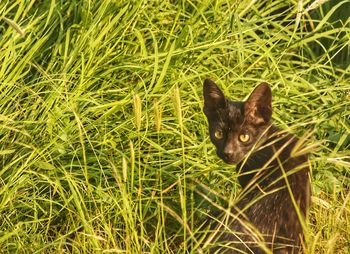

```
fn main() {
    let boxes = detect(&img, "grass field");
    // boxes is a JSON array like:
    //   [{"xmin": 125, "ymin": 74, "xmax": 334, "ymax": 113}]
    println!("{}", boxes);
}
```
[{"xmin": 0, "ymin": 0, "xmax": 349, "ymax": 253}]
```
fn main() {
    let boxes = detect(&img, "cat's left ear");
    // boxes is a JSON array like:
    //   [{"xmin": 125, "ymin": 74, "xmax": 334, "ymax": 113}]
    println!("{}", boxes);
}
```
[
  {"xmin": 203, "ymin": 79, "xmax": 226, "ymax": 115},
  {"xmin": 244, "ymin": 82, "xmax": 272, "ymax": 125}
]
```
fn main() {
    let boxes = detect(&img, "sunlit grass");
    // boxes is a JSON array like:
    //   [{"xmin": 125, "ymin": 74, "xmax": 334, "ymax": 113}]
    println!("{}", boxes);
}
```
[{"xmin": 0, "ymin": 0, "xmax": 349, "ymax": 253}]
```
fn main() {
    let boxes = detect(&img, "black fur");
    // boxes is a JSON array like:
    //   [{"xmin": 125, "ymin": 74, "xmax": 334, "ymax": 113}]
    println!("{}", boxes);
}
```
[{"xmin": 202, "ymin": 79, "xmax": 311, "ymax": 254}]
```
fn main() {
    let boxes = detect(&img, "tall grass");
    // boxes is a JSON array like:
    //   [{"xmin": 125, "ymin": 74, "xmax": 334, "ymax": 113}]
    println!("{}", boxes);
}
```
[{"xmin": 0, "ymin": 0, "xmax": 349, "ymax": 253}]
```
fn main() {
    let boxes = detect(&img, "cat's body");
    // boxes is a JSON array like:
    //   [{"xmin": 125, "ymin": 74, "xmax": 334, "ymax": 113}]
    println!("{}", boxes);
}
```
[{"xmin": 202, "ymin": 79, "xmax": 311, "ymax": 254}]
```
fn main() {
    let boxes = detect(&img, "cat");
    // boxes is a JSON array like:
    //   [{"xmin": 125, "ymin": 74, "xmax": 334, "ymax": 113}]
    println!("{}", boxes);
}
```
[{"xmin": 201, "ymin": 79, "xmax": 311, "ymax": 254}]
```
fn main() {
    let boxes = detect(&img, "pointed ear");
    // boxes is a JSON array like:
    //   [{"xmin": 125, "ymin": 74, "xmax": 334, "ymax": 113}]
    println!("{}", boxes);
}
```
[
  {"xmin": 244, "ymin": 83, "xmax": 272, "ymax": 125},
  {"xmin": 203, "ymin": 79, "xmax": 226, "ymax": 115}
]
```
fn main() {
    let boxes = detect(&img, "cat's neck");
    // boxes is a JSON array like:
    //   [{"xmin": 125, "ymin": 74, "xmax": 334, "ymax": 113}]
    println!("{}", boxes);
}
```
[{"xmin": 236, "ymin": 125, "xmax": 302, "ymax": 189}]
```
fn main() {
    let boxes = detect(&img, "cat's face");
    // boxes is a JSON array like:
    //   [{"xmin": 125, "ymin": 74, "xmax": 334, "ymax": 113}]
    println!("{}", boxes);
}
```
[{"xmin": 203, "ymin": 79, "xmax": 272, "ymax": 164}]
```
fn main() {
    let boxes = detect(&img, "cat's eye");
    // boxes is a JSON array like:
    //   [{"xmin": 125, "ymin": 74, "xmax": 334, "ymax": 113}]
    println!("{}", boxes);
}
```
[
  {"xmin": 214, "ymin": 130, "xmax": 223, "ymax": 139},
  {"xmin": 239, "ymin": 134, "xmax": 250, "ymax": 143}
]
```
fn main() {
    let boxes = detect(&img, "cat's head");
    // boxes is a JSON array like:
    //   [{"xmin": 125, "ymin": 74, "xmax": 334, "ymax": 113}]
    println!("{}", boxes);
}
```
[{"xmin": 203, "ymin": 79, "xmax": 272, "ymax": 164}]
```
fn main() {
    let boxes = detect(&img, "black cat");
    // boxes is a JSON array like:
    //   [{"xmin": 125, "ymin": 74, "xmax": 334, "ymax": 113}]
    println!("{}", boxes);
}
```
[{"xmin": 202, "ymin": 79, "xmax": 311, "ymax": 254}]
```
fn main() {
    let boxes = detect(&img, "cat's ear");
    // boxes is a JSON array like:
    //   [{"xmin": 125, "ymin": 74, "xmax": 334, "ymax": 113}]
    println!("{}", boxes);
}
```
[
  {"xmin": 203, "ymin": 79, "xmax": 226, "ymax": 115},
  {"xmin": 244, "ymin": 82, "xmax": 272, "ymax": 125}
]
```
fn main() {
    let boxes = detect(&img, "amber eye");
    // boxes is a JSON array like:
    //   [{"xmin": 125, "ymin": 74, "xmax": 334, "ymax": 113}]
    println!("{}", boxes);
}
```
[
  {"xmin": 239, "ymin": 134, "xmax": 250, "ymax": 143},
  {"xmin": 214, "ymin": 130, "xmax": 223, "ymax": 139}
]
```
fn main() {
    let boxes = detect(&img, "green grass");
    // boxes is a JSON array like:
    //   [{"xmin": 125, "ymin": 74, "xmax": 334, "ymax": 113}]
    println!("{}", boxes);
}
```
[{"xmin": 0, "ymin": 0, "xmax": 349, "ymax": 253}]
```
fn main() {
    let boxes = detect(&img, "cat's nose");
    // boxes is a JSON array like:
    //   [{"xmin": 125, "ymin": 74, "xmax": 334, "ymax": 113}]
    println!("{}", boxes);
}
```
[{"xmin": 223, "ymin": 147, "xmax": 234, "ymax": 158}]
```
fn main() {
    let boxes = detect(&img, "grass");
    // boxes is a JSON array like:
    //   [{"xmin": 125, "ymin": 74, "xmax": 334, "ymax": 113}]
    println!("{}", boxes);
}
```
[{"xmin": 0, "ymin": 0, "xmax": 349, "ymax": 253}]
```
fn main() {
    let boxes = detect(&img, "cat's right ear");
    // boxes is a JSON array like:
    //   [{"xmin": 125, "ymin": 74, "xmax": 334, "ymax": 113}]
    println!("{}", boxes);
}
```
[
  {"xmin": 203, "ymin": 79, "xmax": 226, "ymax": 115},
  {"xmin": 244, "ymin": 82, "xmax": 272, "ymax": 125}
]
